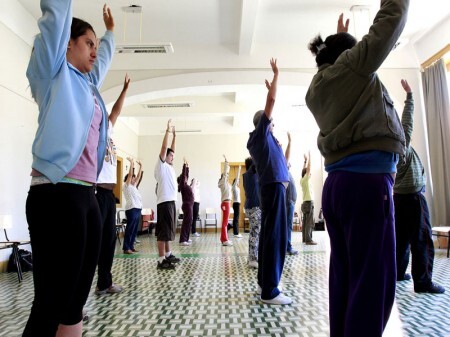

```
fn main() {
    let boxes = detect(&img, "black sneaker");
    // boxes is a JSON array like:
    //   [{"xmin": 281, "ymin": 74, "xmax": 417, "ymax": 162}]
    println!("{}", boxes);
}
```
[
  {"xmin": 415, "ymin": 282, "xmax": 445, "ymax": 294},
  {"xmin": 157, "ymin": 259, "xmax": 175, "ymax": 270},
  {"xmin": 397, "ymin": 273, "xmax": 411, "ymax": 281},
  {"xmin": 166, "ymin": 254, "xmax": 181, "ymax": 264}
]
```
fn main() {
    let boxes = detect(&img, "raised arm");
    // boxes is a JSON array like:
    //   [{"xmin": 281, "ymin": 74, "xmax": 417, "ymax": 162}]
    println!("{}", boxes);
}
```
[
  {"xmin": 303, "ymin": 151, "xmax": 311, "ymax": 176},
  {"xmin": 160, "ymin": 119, "xmax": 173, "ymax": 161},
  {"xmin": 400, "ymin": 79, "xmax": 414, "ymax": 148},
  {"xmin": 236, "ymin": 166, "xmax": 241, "ymax": 185},
  {"xmin": 27, "ymin": 0, "xmax": 72, "ymax": 102},
  {"xmin": 171, "ymin": 126, "xmax": 177, "ymax": 153},
  {"xmin": 285, "ymin": 132, "xmax": 292, "ymax": 164},
  {"xmin": 218, "ymin": 155, "xmax": 230, "ymax": 187},
  {"xmin": 346, "ymin": 0, "xmax": 410, "ymax": 75},
  {"xmin": 109, "ymin": 74, "xmax": 130, "ymax": 126},
  {"xmin": 125, "ymin": 157, "xmax": 134, "ymax": 185},
  {"xmin": 134, "ymin": 160, "xmax": 143, "ymax": 186},
  {"xmin": 88, "ymin": 4, "xmax": 115, "ymax": 87},
  {"xmin": 264, "ymin": 58, "xmax": 279, "ymax": 121}
]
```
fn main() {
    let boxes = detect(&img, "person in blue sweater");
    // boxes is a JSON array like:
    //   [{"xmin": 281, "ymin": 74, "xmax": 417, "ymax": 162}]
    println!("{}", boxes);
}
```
[
  {"xmin": 24, "ymin": 1, "xmax": 115, "ymax": 336},
  {"xmin": 247, "ymin": 58, "xmax": 291, "ymax": 305}
]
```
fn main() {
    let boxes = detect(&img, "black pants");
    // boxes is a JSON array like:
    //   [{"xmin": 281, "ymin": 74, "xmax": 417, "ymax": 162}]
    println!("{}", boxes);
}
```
[
  {"xmin": 95, "ymin": 187, "xmax": 117, "ymax": 291},
  {"xmin": 232, "ymin": 202, "xmax": 240, "ymax": 235},
  {"xmin": 394, "ymin": 192, "xmax": 435, "ymax": 287},
  {"xmin": 23, "ymin": 183, "xmax": 101, "ymax": 337},
  {"xmin": 191, "ymin": 202, "xmax": 200, "ymax": 233}
]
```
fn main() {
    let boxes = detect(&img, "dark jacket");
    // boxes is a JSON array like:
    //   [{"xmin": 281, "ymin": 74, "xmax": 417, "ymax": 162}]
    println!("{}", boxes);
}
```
[{"xmin": 305, "ymin": 0, "xmax": 409, "ymax": 166}]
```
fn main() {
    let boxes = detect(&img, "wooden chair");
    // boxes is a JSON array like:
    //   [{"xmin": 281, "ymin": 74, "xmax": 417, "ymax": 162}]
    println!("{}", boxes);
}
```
[
  {"xmin": 177, "ymin": 209, "xmax": 184, "ymax": 232},
  {"xmin": 116, "ymin": 210, "xmax": 127, "ymax": 245},
  {"xmin": 432, "ymin": 226, "xmax": 450, "ymax": 258},
  {"xmin": 141, "ymin": 208, "xmax": 156, "ymax": 236},
  {"xmin": 204, "ymin": 208, "xmax": 218, "ymax": 233}
]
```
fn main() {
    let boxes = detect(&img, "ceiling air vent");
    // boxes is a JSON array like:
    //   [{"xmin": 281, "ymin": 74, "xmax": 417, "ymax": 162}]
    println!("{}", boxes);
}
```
[
  {"xmin": 115, "ymin": 43, "xmax": 174, "ymax": 54},
  {"xmin": 142, "ymin": 102, "xmax": 193, "ymax": 109}
]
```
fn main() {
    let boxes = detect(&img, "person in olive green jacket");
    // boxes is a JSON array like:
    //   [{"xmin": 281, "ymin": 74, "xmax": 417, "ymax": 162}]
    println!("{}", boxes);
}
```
[{"xmin": 305, "ymin": 0, "xmax": 409, "ymax": 336}]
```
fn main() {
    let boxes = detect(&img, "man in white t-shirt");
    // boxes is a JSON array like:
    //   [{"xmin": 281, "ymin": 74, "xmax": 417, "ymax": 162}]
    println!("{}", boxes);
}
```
[
  {"xmin": 154, "ymin": 119, "xmax": 180, "ymax": 269},
  {"xmin": 95, "ymin": 75, "xmax": 130, "ymax": 295}
]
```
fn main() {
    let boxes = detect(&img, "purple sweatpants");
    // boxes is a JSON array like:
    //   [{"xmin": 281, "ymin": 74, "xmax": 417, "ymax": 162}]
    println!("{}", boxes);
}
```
[{"xmin": 322, "ymin": 171, "xmax": 396, "ymax": 337}]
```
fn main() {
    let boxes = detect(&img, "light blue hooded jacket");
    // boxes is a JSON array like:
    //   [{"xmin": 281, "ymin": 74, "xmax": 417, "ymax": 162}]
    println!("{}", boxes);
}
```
[{"xmin": 27, "ymin": 0, "xmax": 114, "ymax": 183}]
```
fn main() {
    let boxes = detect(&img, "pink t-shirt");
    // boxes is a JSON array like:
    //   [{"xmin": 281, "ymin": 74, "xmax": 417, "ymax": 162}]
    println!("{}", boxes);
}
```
[{"xmin": 66, "ymin": 95, "xmax": 103, "ymax": 183}]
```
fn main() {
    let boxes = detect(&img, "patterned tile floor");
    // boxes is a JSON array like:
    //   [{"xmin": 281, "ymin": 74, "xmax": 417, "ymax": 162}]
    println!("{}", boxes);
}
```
[{"xmin": 0, "ymin": 231, "xmax": 449, "ymax": 337}]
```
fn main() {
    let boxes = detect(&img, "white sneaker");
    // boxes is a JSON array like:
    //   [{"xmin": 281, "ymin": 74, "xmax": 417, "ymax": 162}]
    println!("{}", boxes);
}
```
[
  {"xmin": 248, "ymin": 260, "xmax": 258, "ymax": 269},
  {"xmin": 192, "ymin": 232, "xmax": 201, "ymax": 237},
  {"xmin": 233, "ymin": 234, "xmax": 243, "ymax": 238},
  {"xmin": 222, "ymin": 240, "xmax": 233, "ymax": 246},
  {"xmin": 188, "ymin": 239, "xmax": 192, "ymax": 243},
  {"xmin": 260, "ymin": 293, "xmax": 292, "ymax": 305},
  {"xmin": 179, "ymin": 241, "xmax": 191, "ymax": 246},
  {"xmin": 256, "ymin": 282, "xmax": 283, "ymax": 295}
]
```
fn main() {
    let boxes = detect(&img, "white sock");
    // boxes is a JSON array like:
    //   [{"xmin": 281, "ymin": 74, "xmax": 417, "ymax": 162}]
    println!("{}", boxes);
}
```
[
  {"xmin": 159, "ymin": 256, "xmax": 165, "ymax": 263},
  {"xmin": 165, "ymin": 251, "xmax": 172, "ymax": 258}
]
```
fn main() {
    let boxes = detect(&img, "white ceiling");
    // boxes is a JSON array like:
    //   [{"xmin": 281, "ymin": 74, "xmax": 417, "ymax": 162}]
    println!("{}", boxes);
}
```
[{"xmin": 17, "ymin": 0, "xmax": 450, "ymax": 135}]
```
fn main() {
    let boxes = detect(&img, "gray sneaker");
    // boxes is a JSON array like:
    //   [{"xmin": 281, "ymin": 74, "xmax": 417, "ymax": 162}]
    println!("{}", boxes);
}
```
[{"xmin": 95, "ymin": 284, "xmax": 123, "ymax": 295}]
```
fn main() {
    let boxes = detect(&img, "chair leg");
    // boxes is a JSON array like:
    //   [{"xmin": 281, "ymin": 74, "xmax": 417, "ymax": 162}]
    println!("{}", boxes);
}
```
[
  {"xmin": 116, "ymin": 227, "xmax": 122, "ymax": 246},
  {"xmin": 12, "ymin": 245, "xmax": 23, "ymax": 283},
  {"xmin": 447, "ymin": 232, "xmax": 450, "ymax": 258}
]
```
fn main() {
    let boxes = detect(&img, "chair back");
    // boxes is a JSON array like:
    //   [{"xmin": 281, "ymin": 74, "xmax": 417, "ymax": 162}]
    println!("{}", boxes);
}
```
[
  {"xmin": 205, "ymin": 208, "xmax": 216, "ymax": 218},
  {"xmin": 117, "ymin": 210, "xmax": 127, "ymax": 224}
]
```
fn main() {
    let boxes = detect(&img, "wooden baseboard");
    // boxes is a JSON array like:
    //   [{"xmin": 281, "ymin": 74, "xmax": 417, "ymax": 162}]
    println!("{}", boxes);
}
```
[{"xmin": 0, "ymin": 260, "xmax": 8, "ymax": 273}]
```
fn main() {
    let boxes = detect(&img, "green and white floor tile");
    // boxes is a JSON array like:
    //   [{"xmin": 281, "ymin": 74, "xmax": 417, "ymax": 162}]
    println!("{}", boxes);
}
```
[{"xmin": 1, "ymin": 231, "xmax": 449, "ymax": 336}]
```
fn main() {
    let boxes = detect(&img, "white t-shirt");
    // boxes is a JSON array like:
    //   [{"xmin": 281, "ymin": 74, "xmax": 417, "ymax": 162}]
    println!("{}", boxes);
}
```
[
  {"xmin": 154, "ymin": 157, "xmax": 177, "ymax": 204},
  {"xmin": 123, "ymin": 183, "xmax": 143, "ymax": 210},
  {"xmin": 192, "ymin": 183, "xmax": 201, "ymax": 203},
  {"xmin": 97, "ymin": 121, "xmax": 117, "ymax": 184}
]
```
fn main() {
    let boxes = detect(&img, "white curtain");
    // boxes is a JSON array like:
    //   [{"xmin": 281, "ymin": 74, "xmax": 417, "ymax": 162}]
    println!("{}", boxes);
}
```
[{"xmin": 422, "ymin": 59, "xmax": 450, "ymax": 226}]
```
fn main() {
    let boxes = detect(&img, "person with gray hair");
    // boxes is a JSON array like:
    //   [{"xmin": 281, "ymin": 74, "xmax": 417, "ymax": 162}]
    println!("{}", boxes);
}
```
[{"xmin": 247, "ymin": 58, "xmax": 291, "ymax": 305}]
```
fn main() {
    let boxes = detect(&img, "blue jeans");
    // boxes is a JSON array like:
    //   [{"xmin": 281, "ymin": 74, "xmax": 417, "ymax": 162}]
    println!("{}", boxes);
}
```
[
  {"xmin": 123, "ymin": 208, "xmax": 141, "ymax": 251},
  {"xmin": 258, "ymin": 183, "xmax": 288, "ymax": 300},
  {"xmin": 286, "ymin": 200, "xmax": 295, "ymax": 252}
]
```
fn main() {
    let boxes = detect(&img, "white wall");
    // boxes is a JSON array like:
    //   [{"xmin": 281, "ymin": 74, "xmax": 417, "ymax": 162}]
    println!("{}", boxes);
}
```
[
  {"xmin": 414, "ymin": 16, "xmax": 450, "ymax": 64},
  {"xmin": 0, "ymin": 21, "xmax": 36, "ymax": 267},
  {"xmin": 136, "ymin": 131, "xmax": 324, "ymax": 225}
]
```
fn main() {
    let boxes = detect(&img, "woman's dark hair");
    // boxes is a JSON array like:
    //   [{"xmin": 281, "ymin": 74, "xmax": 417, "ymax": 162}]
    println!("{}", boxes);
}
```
[
  {"xmin": 124, "ymin": 174, "xmax": 136, "ymax": 182},
  {"xmin": 308, "ymin": 32, "xmax": 357, "ymax": 67},
  {"xmin": 71, "ymin": 17, "xmax": 96, "ymax": 40},
  {"xmin": 245, "ymin": 157, "xmax": 253, "ymax": 171},
  {"xmin": 301, "ymin": 168, "xmax": 307, "ymax": 178}
]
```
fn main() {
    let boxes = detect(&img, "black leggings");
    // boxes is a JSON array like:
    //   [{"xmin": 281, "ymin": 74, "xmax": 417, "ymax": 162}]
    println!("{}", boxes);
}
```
[
  {"xmin": 191, "ymin": 202, "xmax": 200, "ymax": 233},
  {"xmin": 23, "ymin": 183, "xmax": 101, "ymax": 337}
]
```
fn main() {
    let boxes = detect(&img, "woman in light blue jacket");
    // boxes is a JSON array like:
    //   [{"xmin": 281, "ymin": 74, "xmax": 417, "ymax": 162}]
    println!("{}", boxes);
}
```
[{"xmin": 24, "ymin": 1, "xmax": 115, "ymax": 336}]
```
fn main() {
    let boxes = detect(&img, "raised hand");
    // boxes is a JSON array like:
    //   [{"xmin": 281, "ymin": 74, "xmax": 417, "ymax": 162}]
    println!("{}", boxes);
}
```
[
  {"xmin": 167, "ymin": 119, "xmax": 173, "ymax": 132},
  {"xmin": 123, "ymin": 73, "xmax": 130, "ymax": 91},
  {"xmin": 401, "ymin": 79, "xmax": 411, "ymax": 93},
  {"xmin": 102, "ymin": 4, "xmax": 115, "ymax": 32},
  {"xmin": 337, "ymin": 13, "xmax": 349, "ymax": 33},
  {"xmin": 270, "ymin": 57, "xmax": 278, "ymax": 75}
]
